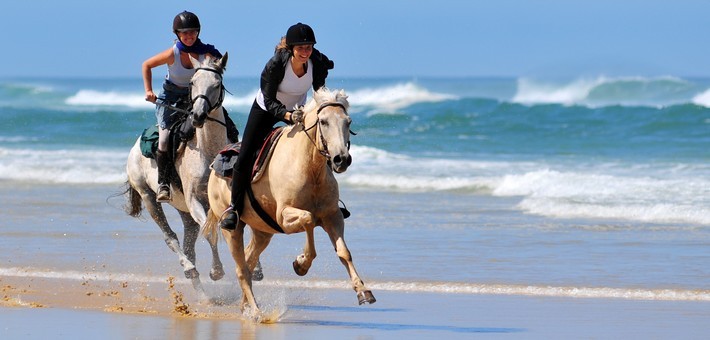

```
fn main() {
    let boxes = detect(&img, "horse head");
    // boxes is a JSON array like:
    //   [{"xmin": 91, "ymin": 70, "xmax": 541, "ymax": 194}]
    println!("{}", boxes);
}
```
[
  {"xmin": 189, "ymin": 52, "xmax": 228, "ymax": 128},
  {"xmin": 303, "ymin": 88, "xmax": 353, "ymax": 173}
]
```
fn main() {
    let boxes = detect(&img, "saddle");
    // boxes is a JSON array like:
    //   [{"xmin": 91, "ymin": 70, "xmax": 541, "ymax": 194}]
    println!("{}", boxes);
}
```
[{"xmin": 211, "ymin": 127, "xmax": 285, "ymax": 182}]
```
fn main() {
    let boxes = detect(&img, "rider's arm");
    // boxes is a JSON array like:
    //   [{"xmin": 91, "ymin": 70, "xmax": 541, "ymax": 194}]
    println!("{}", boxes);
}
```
[
  {"xmin": 142, "ymin": 47, "xmax": 174, "ymax": 103},
  {"xmin": 259, "ymin": 52, "xmax": 290, "ymax": 122}
]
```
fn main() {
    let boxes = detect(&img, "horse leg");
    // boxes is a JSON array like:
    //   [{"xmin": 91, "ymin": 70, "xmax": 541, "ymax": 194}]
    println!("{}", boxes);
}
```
[
  {"xmin": 141, "ymin": 196, "xmax": 198, "ymax": 277},
  {"xmin": 222, "ymin": 220, "xmax": 260, "ymax": 315},
  {"xmin": 282, "ymin": 207, "xmax": 317, "ymax": 276},
  {"xmin": 322, "ymin": 217, "xmax": 376, "ymax": 305},
  {"xmin": 178, "ymin": 211, "xmax": 200, "ymax": 279},
  {"xmin": 293, "ymin": 227, "xmax": 317, "ymax": 276},
  {"xmin": 185, "ymin": 194, "xmax": 225, "ymax": 281},
  {"xmin": 207, "ymin": 233, "xmax": 225, "ymax": 281},
  {"xmin": 244, "ymin": 228, "xmax": 273, "ymax": 281},
  {"xmin": 177, "ymin": 211, "xmax": 210, "ymax": 301}
]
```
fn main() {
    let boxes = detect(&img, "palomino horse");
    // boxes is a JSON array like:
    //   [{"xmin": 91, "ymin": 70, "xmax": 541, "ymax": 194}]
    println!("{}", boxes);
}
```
[
  {"xmin": 204, "ymin": 88, "xmax": 376, "ymax": 318},
  {"xmin": 124, "ymin": 53, "xmax": 229, "ymax": 300}
]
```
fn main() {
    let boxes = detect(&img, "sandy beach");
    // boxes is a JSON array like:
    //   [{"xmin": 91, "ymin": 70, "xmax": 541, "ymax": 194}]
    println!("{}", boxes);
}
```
[
  {"xmin": 1, "ymin": 271, "xmax": 709, "ymax": 339},
  {"xmin": 1, "ymin": 182, "xmax": 709, "ymax": 339}
]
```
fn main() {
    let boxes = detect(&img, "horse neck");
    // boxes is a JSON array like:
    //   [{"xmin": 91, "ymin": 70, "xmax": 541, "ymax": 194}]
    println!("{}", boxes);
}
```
[{"xmin": 194, "ymin": 107, "xmax": 228, "ymax": 156}]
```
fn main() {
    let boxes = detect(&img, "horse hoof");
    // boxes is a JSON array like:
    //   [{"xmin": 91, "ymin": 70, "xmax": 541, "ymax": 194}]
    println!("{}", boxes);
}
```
[
  {"xmin": 184, "ymin": 268, "xmax": 199, "ymax": 279},
  {"xmin": 357, "ymin": 290, "xmax": 376, "ymax": 305},
  {"xmin": 292, "ymin": 260, "xmax": 308, "ymax": 276},
  {"xmin": 252, "ymin": 266, "xmax": 264, "ymax": 282},
  {"xmin": 210, "ymin": 267, "xmax": 225, "ymax": 281}
]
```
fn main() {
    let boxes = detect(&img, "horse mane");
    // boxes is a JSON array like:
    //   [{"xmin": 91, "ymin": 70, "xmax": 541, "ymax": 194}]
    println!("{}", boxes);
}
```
[
  {"xmin": 303, "ymin": 88, "xmax": 349, "ymax": 113},
  {"xmin": 206, "ymin": 56, "xmax": 226, "ymax": 73}
]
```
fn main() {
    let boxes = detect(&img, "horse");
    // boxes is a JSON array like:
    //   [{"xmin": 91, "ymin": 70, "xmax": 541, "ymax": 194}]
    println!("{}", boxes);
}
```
[
  {"xmin": 203, "ymin": 88, "xmax": 376, "ymax": 319},
  {"xmin": 124, "ymin": 53, "xmax": 230, "ymax": 300}
]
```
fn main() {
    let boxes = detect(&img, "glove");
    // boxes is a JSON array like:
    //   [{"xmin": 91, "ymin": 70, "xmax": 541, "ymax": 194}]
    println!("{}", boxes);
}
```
[{"xmin": 290, "ymin": 109, "xmax": 304, "ymax": 124}]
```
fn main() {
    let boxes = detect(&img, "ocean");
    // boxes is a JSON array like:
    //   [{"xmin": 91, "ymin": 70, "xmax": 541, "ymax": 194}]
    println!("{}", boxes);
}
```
[{"xmin": 0, "ymin": 75, "xmax": 709, "ymax": 306}]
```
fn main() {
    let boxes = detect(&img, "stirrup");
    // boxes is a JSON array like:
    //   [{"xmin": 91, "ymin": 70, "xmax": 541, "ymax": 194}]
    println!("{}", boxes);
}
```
[
  {"xmin": 156, "ymin": 184, "xmax": 171, "ymax": 203},
  {"xmin": 219, "ymin": 207, "xmax": 239, "ymax": 230},
  {"xmin": 339, "ymin": 199, "xmax": 351, "ymax": 219}
]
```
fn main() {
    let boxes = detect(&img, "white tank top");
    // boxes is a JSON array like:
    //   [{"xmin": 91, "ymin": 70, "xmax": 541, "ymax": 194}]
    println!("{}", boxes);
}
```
[
  {"xmin": 166, "ymin": 45, "xmax": 199, "ymax": 88},
  {"xmin": 257, "ymin": 59, "xmax": 313, "ymax": 111}
]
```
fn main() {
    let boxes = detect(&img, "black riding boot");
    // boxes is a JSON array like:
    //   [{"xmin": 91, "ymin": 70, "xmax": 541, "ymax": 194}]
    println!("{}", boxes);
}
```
[
  {"xmin": 219, "ymin": 168, "xmax": 246, "ymax": 230},
  {"xmin": 155, "ymin": 150, "xmax": 171, "ymax": 203}
]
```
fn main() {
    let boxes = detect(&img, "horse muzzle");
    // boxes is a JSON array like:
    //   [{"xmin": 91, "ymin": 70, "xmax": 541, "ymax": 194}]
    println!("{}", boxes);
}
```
[
  {"xmin": 331, "ymin": 153, "xmax": 352, "ymax": 173},
  {"xmin": 191, "ymin": 112, "xmax": 206, "ymax": 128}
]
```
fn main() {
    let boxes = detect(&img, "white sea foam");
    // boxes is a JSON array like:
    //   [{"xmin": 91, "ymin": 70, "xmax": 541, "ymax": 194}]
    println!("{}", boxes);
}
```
[
  {"xmin": 2, "ymin": 143, "xmax": 707, "ymax": 225},
  {"xmin": 224, "ymin": 89, "xmax": 259, "ymax": 108},
  {"xmin": 346, "ymin": 82, "xmax": 457, "ymax": 111},
  {"xmin": 66, "ymin": 90, "xmax": 152, "ymax": 108},
  {"xmin": 492, "ymin": 168, "xmax": 710, "ymax": 225},
  {"xmin": 513, "ymin": 77, "xmax": 602, "ymax": 105},
  {"xmin": 691, "ymin": 88, "xmax": 710, "ymax": 107},
  {"xmin": 512, "ymin": 76, "xmax": 694, "ymax": 107},
  {"xmin": 345, "ymin": 146, "xmax": 710, "ymax": 225},
  {"xmin": 64, "ymin": 89, "xmax": 257, "ymax": 110},
  {"xmin": 2, "ymin": 266, "xmax": 707, "ymax": 301},
  {"xmin": 0, "ymin": 147, "xmax": 128, "ymax": 184}
]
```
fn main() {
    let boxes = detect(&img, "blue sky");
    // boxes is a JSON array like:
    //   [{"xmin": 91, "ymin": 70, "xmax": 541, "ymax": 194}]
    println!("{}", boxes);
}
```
[{"xmin": 4, "ymin": 0, "xmax": 710, "ymax": 78}]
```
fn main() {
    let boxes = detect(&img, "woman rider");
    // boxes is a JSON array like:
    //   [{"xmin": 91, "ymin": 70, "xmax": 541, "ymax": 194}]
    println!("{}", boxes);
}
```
[
  {"xmin": 219, "ymin": 23, "xmax": 334, "ymax": 230},
  {"xmin": 142, "ymin": 11, "xmax": 222, "ymax": 202}
]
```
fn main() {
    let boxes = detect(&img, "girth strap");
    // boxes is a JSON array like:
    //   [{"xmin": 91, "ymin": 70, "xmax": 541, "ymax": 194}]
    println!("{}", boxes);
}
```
[{"xmin": 245, "ymin": 184, "xmax": 285, "ymax": 234}]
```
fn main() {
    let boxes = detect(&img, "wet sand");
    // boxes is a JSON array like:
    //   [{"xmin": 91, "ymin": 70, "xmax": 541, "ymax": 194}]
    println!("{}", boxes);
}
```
[
  {"xmin": 2, "ymin": 274, "xmax": 709, "ymax": 339},
  {"xmin": 1, "ymin": 184, "xmax": 709, "ymax": 339}
]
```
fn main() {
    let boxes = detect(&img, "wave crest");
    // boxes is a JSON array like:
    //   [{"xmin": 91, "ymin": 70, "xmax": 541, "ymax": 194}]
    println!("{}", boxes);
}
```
[
  {"xmin": 348, "ymin": 82, "xmax": 457, "ymax": 111},
  {"xmin": 512, "ymin": 76, "xmax": 697, "ymax": 107}
]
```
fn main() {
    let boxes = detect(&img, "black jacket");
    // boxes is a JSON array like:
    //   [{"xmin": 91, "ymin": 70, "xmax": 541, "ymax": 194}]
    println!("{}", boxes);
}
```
[{"xmin": 259, "ymin": 48, "xmax": 334, "ymax": 122}]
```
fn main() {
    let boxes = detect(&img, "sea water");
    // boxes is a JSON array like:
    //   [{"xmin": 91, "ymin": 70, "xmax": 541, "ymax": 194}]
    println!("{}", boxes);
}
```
[{"xmin": 0, "ymin": 76, "xmax": 708, "ymax": 301}]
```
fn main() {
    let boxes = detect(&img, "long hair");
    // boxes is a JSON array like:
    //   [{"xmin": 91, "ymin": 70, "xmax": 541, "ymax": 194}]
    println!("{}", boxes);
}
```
[{"xmin": 275, "ymin": 36, "xmax": 289, "ymax": 52}]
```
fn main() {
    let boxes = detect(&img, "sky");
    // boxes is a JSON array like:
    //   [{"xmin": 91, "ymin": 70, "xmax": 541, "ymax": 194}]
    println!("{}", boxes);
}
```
[{"xmin": 4, "ymin": 0, "xmax": 710, "ymax": 79}]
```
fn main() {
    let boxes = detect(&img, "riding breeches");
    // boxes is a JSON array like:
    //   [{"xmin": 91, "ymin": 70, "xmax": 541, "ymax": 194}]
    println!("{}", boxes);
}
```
[{"xmin": 230, "ymin": 101, "xmax": 281, "ymax": 213}]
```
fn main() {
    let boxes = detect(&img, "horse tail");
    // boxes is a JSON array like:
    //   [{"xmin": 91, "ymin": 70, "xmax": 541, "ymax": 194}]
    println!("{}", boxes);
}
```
[
  {"xmin": 123, "ymin": 180, "xmax": 143, "ymax": 218},
  {"xmin": 202, "ymin": 208, "xmax": 220, "ymax": 243}
]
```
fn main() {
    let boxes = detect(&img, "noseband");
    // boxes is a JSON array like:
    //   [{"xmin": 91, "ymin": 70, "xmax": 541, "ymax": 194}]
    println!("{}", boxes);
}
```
[
  {"xmin": 302, "ymin": 102, "xmax": 351, "ymax": 163},
  {"xmin": 189, "ymin": 67, "xmax": 227, "ymax": 126}
]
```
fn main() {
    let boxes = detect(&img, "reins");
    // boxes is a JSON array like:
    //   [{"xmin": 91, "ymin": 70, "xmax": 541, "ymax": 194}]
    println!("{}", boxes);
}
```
[
  {"xmin": 156, "ymin": 66, "xmax": 228, "ymax": 128},
  {"xmin": 302, "ymin": 102, "xmax": 348, "ymax": 161}
]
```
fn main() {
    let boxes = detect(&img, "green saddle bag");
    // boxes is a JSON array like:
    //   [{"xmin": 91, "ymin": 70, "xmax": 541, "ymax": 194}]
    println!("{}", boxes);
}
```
[{"xmin": 139, "ymin": 125, "xmax": 159, "ymax": 158}]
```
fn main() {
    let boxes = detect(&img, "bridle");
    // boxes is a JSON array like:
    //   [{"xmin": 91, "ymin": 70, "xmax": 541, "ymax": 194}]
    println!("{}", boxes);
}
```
[
  {"xmin": 302, "ymin": 102, "xmax": 355, "ymax": 163},
  {"xmin": 189, "ymin": 67, "xmax": 227, "ymax": 127}
]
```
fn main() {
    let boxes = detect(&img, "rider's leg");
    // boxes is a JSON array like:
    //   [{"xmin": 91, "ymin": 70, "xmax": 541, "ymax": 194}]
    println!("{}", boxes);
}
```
[
  {"xmin": 220, "ymin": 102, "xmax": 276, "ymax": 230},
  {"xmin": 155, "ymin": 128, "xmax": 172, "ymax": 203},
  {"xmin": 153, "ymin": 81, "xmax": 188, "ymax": 204}
]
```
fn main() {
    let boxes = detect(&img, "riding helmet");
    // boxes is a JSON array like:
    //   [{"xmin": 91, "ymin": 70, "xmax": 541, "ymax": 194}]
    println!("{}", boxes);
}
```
[
  {"xmin": 173, "ymin": 11, "xmax": 201, "ymax": 33},
  {"xmin": 286, "ymin": 23, "xmax": 316, "ymax": 46}
]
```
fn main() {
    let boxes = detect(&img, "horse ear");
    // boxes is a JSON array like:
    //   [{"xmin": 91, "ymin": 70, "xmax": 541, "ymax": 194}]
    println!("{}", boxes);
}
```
[
  {"xmin": 336, "ymin": 89, "xmax": 349, "ymax": 107},
  {"xmin": 189, "ymin": 54, "xmax": 202, "ymax": 69},
  {"xmin": 217, "ymin": 52, "xmax": 228, "ymax": 70}
]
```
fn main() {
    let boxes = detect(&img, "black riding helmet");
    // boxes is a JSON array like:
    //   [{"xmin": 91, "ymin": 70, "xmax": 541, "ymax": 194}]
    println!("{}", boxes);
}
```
[
  {"xmin": 173, "ymin": 11, "xmax": 201, "ymax": 34},
  {"xmin": 286, "ymin": 23, "xmax": 316, "ymax": 46}
]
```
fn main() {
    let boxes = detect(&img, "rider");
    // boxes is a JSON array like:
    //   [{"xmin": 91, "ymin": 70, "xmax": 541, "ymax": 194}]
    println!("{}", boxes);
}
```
[
  {"xmin": 142, "ymin": 11, "xmax": 222, "ymax": 203},
  {"xmin": 219, "ymin": 23, "xmax": 334, "ymax": 230}
]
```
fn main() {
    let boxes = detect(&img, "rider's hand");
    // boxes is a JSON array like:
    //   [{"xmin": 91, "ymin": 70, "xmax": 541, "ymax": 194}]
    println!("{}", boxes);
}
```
[
  {"xmin": 145, "ymin": 91, "xmax": 157, "ymax": 103},
  {"xmin": 290, "ymin": 109, "xmax": 304, "ymax": 124}
]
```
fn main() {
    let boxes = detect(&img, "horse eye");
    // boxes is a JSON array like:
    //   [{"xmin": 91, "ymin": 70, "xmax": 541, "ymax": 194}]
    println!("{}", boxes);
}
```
[{"xmin": 320, "ymin": 119, "xmax": 328, "ymax": 126}]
